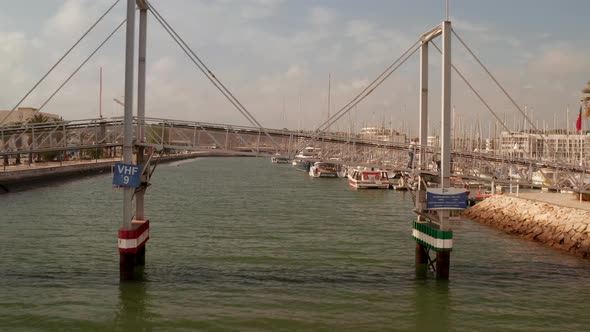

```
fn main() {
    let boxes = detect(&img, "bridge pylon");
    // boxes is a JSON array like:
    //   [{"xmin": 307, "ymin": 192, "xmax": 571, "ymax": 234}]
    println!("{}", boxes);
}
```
[{"xmin": 413, "ymin": 20, "xmax": 454, "ymax": 280}]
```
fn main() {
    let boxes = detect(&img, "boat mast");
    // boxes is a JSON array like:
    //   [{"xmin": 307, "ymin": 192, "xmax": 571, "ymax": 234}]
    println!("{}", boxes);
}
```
[{"xmin": 328, "ymin": 73, "xmax": 330, "ymax": 123}]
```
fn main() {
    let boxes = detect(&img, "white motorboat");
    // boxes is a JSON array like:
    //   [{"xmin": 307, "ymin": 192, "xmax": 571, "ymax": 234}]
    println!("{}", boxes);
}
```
[
  {"xmin": 347, "ymin": 167, "xmax": 390, "ymax": 189},
  {"xmin": 309, "ymin": 162, "xmax": 339, "ymax": 178}
]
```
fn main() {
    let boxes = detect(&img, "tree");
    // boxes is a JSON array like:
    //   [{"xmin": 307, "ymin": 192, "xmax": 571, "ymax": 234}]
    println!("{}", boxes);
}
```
[
  {"xmin": 29, "ymin": 113, "xmax": 49, "ymax": 124},
  {"xmin": 28, "ymin": 114, "xmax": 58, "ymax": 162}
]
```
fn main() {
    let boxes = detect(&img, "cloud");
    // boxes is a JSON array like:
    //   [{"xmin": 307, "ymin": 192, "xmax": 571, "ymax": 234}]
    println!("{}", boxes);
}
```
[
  {"xmin": 529, "ymin": 45, "xmax": 590, "ymax": 76},
  {"xmin": 1, "ymin": 0, "xmax": 587, "ymax": 136},
  {"xmin": 452, "ymin": 19, "xmax": 490, "ymax": 33},
  {"xmin": 309, "ymin": 7, "xmax": 336, "ymax": 26},
  {"xmin": 0, "ymin": 31, "xmax": 27, "ymax": 73},
  {"xmin": 239, "ymin": 5, "xmax": 276, "ymax": 20},
  {"xmin": 285, "ymin": 65, "xmax": 305, "ymax": 78},
  {"xmin": 46, "ymin": 0, "xmax": 88, "ymax": 36},
  {"xmin": 346, "ymin": 19, "xmax": 375, "ymax": 42},
  {"xmin": 452, "ymin": 18, "xmax": 521, "ymax": 47}
]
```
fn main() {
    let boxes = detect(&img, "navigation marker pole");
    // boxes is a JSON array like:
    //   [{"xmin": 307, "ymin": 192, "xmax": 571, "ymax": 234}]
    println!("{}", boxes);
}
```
[
  {"xmin": 118, "ymin": 0, "xmax": 151, "ymax": 281},
  {"xmin": 135, "ymin": 0, "xmax": 149, "ymax": 268}
]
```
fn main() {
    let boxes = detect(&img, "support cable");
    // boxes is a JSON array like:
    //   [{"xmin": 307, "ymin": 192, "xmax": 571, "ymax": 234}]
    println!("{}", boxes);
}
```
[
  {"xmin": 145, "ymin": 1, "xmax": 281, "ymax": 150},
  {"xmin": 37, "ymin": 20, "xmax": 127, "ymax": 116},
  {"xmin": 294, "ymin": 40, "xmax": 420, "ymax": 153},
  {"xmin": 318, "ymin": 40, "xmax": 420, "ymax": 132},
  {"xmin": 451, "ymin": 28, "xmax": 554, "ymax": 155},
  {"xmin": 0, "ymin": 0, "xmax": 122, "ymax": 126},
  {"xmin": 430, "ymin": 41, "xmax": 512, "ymax": 134},
  {"xmin": 147, "ymin": 3, "xmax": 255, "ymax": 126}
]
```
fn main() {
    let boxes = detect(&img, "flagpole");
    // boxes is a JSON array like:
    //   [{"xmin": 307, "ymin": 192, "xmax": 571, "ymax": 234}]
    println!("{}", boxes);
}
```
[
  {"xmin": 99, "ymin": 66, "xmax": 103, "ymax": 119},
  {"xmin": 580, "ymin": 101, "xmax": 584, "ymax": 167},
  {"xmin": 567, "ymin": 107, "xmax": 570, "ymax": 162}
]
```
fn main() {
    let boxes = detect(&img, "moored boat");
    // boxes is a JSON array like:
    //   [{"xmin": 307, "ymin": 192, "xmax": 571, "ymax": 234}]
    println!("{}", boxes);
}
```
[
  {"xmin": 392, "ymin": 172, "xmax": 417, "ymax": 190},
  {"xmin": 347, "ymin": 167, "xmax": 390, "ymax": 189},
  {"xmin": 292, "ymin": 159, "xmax": 313, "ymax": 172},
  {"xmin": 292, "ymin": 147, "xmax": 319, "ymax": 172},
  {"xmin": 309, "ymin": 162, "xmax": 339, "ymax": 178},
  {"xmin": 271, "ymin": 154, "xmax": 290, "ymax": 164}
]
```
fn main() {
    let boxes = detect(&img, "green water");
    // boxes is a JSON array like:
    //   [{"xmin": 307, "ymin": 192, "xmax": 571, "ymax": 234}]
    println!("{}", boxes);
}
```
[{"xmin": 1, "ymin": 157, "xmax": 590, "ymax": 331}]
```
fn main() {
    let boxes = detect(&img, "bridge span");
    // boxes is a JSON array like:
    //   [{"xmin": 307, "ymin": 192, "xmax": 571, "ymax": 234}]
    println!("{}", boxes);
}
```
[{"xmin": 2, "ymin": 116, "xmax": 589, "ymax": 194}]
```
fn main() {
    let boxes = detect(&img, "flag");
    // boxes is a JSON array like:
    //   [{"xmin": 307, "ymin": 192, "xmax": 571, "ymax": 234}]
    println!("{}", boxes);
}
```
[{"xmin": 576, "ymin": 105, "xmax": 582, "ymax": 132}]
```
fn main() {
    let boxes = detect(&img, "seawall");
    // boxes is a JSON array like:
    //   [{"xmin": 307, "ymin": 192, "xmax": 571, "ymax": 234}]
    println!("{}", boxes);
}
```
[
  {"xmin": 463, "ymin": 195, "xmax": 590, "ymax": 258},
  {"xmin": 0, "ymin": 151, "xmax": 248, "ymax": 193}
]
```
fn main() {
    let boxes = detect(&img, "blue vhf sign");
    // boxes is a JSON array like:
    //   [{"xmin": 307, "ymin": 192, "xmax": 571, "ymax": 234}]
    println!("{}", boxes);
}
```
[{"xmin": 113, "ymin": 163, "xmax": 142, "ymax": 188}]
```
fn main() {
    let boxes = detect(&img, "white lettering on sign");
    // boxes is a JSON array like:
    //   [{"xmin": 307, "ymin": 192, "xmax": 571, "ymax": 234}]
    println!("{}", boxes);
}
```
[{"xmin": 117, "ymin": 164, "xmax": 139, "ymax": 175}]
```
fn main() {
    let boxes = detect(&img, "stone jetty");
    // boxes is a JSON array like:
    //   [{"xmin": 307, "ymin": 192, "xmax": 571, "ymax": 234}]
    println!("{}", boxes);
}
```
[{"xmin": 463, "ymin": 195, "xmax": 590, "ymax": 258}]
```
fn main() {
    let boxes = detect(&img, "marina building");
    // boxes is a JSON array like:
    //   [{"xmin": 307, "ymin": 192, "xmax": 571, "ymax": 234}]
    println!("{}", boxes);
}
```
[
  {"xmin": 498, "ymin": 131, "xmax": 590, "ymax": 162},
  {"xmin": 0, "ymin": 107, "xmax": 61, "ymax": 125},
  {"xmin": 359, "ymin": 126, "xmax": 406, "ymax": 143}
]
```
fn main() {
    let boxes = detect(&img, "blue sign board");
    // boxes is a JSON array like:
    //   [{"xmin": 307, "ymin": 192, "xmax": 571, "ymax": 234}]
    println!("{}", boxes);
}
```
[
  {"xmin": 426, "ymin": 188, "xmax": 467, "ymax": 210},
  {"xmin": 113, "ymin": 163, "xmax": 142, "ymax": 188}
]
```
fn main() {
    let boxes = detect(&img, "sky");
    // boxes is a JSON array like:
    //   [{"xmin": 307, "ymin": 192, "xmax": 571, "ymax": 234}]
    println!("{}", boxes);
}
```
[{"xmin": 0, "ymin": 0, "xmax": 589, "ymax": 136}]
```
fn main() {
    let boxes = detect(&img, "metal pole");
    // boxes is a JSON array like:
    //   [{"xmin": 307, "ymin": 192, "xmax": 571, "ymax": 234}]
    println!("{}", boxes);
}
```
[
  {"xmin": 416, "ymin": 41, "xmax": 428, "ymax": 215},
  {"xmin": 440, "ymin": 21, "xmax": 451, "ymax": 230},
  {"xmin": 136, "ymin": 3, "xmax": 147, "ymax": 220},
  {"xmin": 440, "ymin": 20, "xmax": 452, "ymax": 195},
  {"xmin": 437, "ymin": 21, "xmax": 452, "ymax": 280},
  {"xmin": 123, "ymin": 0, "xmax": 136, "ymax": 230}
]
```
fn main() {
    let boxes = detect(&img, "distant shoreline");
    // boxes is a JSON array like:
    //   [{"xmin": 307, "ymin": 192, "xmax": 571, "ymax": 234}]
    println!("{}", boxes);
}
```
[{"xmin": 0, "ymin": 152, "xmax": 253, "ymax": 194}]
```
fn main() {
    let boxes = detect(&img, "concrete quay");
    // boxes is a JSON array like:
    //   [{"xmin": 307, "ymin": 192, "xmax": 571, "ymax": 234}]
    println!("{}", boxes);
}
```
[
  {"xmin": 464, "ymin": 194, "xmax": 590, "ymax": 258},
  {"xmin": 0, "ymin": 151, "xmax": 236, "ymax": 193}
]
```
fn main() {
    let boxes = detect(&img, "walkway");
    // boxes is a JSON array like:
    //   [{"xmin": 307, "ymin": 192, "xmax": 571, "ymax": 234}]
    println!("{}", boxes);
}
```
[{"xmin": 507, "ymin": 192, "xmax": 590, "ymax": 211}]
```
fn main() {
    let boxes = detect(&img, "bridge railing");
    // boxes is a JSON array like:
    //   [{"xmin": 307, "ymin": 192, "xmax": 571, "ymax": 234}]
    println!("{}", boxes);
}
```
[
  {"xmin": 0, "ymin": 117, "xmax": 126, "ymax": 157},
  {"xmin": 2, "ymin": 116, "xmax": 590, "ymax": 192}
]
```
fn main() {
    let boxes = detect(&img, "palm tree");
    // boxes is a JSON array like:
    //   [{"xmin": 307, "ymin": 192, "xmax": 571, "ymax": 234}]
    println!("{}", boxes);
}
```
[
  {"xmin": 26, "ymin": 114, "xmax": 49, "ymax": 163},
  {"xmin": 29, "ymin": 113, "xmax": 49, "ymax": 124},
  {"xmin": 583, "ymin": 81, "xmax": 590, "ymax": 117}
]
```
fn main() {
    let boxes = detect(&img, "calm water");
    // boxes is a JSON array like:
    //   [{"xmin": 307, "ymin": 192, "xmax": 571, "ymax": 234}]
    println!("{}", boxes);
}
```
[{"xmin": 1, "ymin": 157, "xmax": 590, "ymax": 331}]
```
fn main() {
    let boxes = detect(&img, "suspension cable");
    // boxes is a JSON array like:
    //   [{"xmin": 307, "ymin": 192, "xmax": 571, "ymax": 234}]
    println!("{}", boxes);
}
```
[
  {"xmin": 147, "ymin": 1, "xmax": 260, "ymax": 127},
  {"xmin": 451, "ymin": 28, "xmax": 554, "ymax": 154},
  {"xmin": 318, "ymin": 39, "xmax": 420, "ymax": 132},
  {"xmin": 323, "ymin": 43, "xmax": 420, "ymax": 130},
  {"xmin": 430, "ymin": 41, "xmax": 512, "ymax": 134},
  {"xmin": 145, "ymin": 1, "xmax": 281, "ymax": 150},
  {"xmin": 147, "ymin": 6, "xmax": 256, "ymax": 127},
  {"xmin": 0, "ymin": 0, "xmax": 122, "ymax": 126},
  {"xmin": 36, "ymin": 20, "xmax": 127, "ymax": 116},
  {"xmin": 294, "ymin": 40, "xmax": 421, "ymax": 152}
]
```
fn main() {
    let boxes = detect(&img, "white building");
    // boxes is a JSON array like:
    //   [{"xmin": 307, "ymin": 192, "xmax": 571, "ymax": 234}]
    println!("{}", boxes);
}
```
[
  {"xmin": 359, "ymin": 126, "xmax": 406, "ymax": 143},
  {"xmin": 499, "ymin": 131, "xmax": 590, "ymax": 162}
]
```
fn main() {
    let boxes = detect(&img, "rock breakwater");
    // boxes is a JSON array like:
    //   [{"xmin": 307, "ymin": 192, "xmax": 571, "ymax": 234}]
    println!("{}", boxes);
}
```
[{"xmin": 463, "ymin": 195, "xmax": 590, "ymax": 258}]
